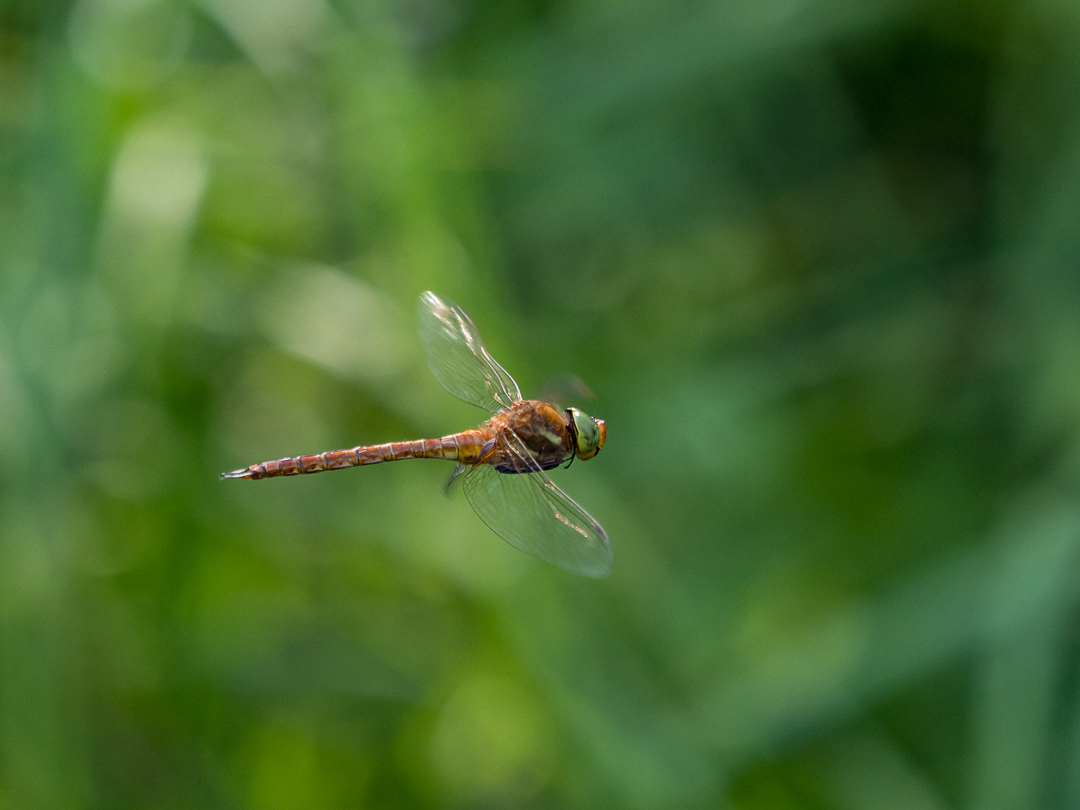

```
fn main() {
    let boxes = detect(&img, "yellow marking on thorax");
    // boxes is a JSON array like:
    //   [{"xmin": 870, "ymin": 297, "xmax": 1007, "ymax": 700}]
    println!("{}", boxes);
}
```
[{"xmin": 538, "ymin": 428, "xmax": 563, "ymax": 446}]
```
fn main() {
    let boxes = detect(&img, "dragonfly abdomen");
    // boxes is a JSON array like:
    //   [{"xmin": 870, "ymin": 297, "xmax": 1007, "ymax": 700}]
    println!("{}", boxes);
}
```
[{"xmin": 221, "ymin": 430, "xmax": 490, "ymax": 480}]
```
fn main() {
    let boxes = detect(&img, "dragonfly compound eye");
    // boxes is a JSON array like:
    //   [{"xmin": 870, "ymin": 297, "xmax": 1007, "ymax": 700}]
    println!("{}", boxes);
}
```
[{"xmin": 569, "ymin": 408, "xmax": 604, "ymax": 460}]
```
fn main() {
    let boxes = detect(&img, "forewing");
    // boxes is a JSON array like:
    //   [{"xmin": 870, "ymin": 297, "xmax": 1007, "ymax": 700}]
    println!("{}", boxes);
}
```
[
  {"xmin": 536, "ymin": 374, "xmax": 594, "ymax": 410},
  {"xmin": 462, "ymin": 434, "xmax": 612, "ymax": 578},
  {"xmin": 418, "ymin": 291, "xmax": 522, "ymax": 413}
]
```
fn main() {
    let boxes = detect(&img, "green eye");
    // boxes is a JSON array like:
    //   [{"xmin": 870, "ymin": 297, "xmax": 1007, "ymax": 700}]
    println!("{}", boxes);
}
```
[{"xmin": 568, "ymin": 408, "xmax": 605, "ymax": 460}]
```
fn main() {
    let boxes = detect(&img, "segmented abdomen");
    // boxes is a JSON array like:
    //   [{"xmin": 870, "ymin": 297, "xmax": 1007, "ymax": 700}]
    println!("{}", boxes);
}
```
[{"xmin": 222, "ymin": 429, "xmax": 490, "ymax": 480}]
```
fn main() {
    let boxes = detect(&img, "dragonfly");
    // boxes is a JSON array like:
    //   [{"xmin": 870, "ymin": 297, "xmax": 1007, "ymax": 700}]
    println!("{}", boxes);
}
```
[{"xmin": 223, "ymin": 291, "xmax": 612, "ymax": 577}]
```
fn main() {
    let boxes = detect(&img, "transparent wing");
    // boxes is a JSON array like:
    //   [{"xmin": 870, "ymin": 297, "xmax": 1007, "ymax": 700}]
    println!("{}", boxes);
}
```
[
  {"xmin": 418, "ymin": 291, "xmax": 522, "ymax": 413},
  {"xmin": 535, "ymin": 374, "xmax": 594, "ymax": 410},
  {"xmin": 463, "ymin": 432, "xmax": 612, "ymax": 578}
]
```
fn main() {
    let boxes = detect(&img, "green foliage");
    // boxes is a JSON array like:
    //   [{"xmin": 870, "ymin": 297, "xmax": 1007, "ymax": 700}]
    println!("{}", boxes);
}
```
[{"xmin": 2, "ymin": 0, "xmax": 1080, "ymax": 807}]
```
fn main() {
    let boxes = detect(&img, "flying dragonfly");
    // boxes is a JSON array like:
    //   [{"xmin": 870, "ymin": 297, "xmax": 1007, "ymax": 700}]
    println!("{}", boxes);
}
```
[{"xmin": 223, "ymin": 291, "xmax": 612, "ymax": 577}]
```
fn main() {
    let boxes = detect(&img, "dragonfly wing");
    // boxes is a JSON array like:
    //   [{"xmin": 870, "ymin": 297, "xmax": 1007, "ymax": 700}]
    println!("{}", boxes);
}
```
[
  {"xmin": 535, "ymin": 374, "xmax": 594, "ymax": 411},
  {"xmin": 462, "ymin": 433, "xmax": 612, "ymax": 578},
  {"xmin": 418, "ymin": 291, "xmax": 522, "ymax": 413}
]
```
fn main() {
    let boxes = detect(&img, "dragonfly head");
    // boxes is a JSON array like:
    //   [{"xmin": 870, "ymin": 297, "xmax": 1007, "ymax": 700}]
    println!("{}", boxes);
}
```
[{"xmin": 568, "ymin": 407, "xmax": 606, "ymax": 461}]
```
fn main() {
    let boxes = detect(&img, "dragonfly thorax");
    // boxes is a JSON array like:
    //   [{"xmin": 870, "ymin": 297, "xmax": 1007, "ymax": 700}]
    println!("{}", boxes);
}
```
[{"xmin": 488, "ymin": 400, "xmax": 574, "ymax": 470}]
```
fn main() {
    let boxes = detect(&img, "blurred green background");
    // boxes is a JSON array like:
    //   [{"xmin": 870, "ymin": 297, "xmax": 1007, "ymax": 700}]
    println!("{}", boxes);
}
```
[{"xmin": 3, "ymin": 0, "xmax": 1080, "ymax": 807}]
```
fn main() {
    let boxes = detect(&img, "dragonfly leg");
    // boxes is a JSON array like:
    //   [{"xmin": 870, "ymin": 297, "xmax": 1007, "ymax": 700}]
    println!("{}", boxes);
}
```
[
  {"xmin": 447, "ymin": 438, "xmax": 498, "ymax": 494},
  {"xmin": 444, "ymin": 463, "xmax": 466, "ymax": 494}
]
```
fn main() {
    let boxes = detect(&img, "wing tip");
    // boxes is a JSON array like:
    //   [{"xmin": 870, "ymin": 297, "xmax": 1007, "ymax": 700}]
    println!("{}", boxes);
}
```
[
  {"xmin": 565, "ymin": 554, "xmax": 613, "ymax": 579},
  {"xmin": 419, "ymin": 290, "xmax": 447, "ymax": 312},
  {"xmin": 582, "ymin": 562, "xmax": 613, "ymax": 579},
  {"xmin": 553, "ymin": 531, "xmax": 613, "ymax": 578},
  {"xmin": 577, "ymin": 531, "xmax": 613, "ymax": 578}
]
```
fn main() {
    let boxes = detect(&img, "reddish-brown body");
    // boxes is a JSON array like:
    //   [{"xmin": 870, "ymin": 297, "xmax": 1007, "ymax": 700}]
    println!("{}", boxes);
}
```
[
  {"xmin": 223, "ymin": 291, "xmax": 612, "ymax": 578},
  {"xmin": 224, "ymin": 400, "xmax": 574, "ymax": 480}
]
